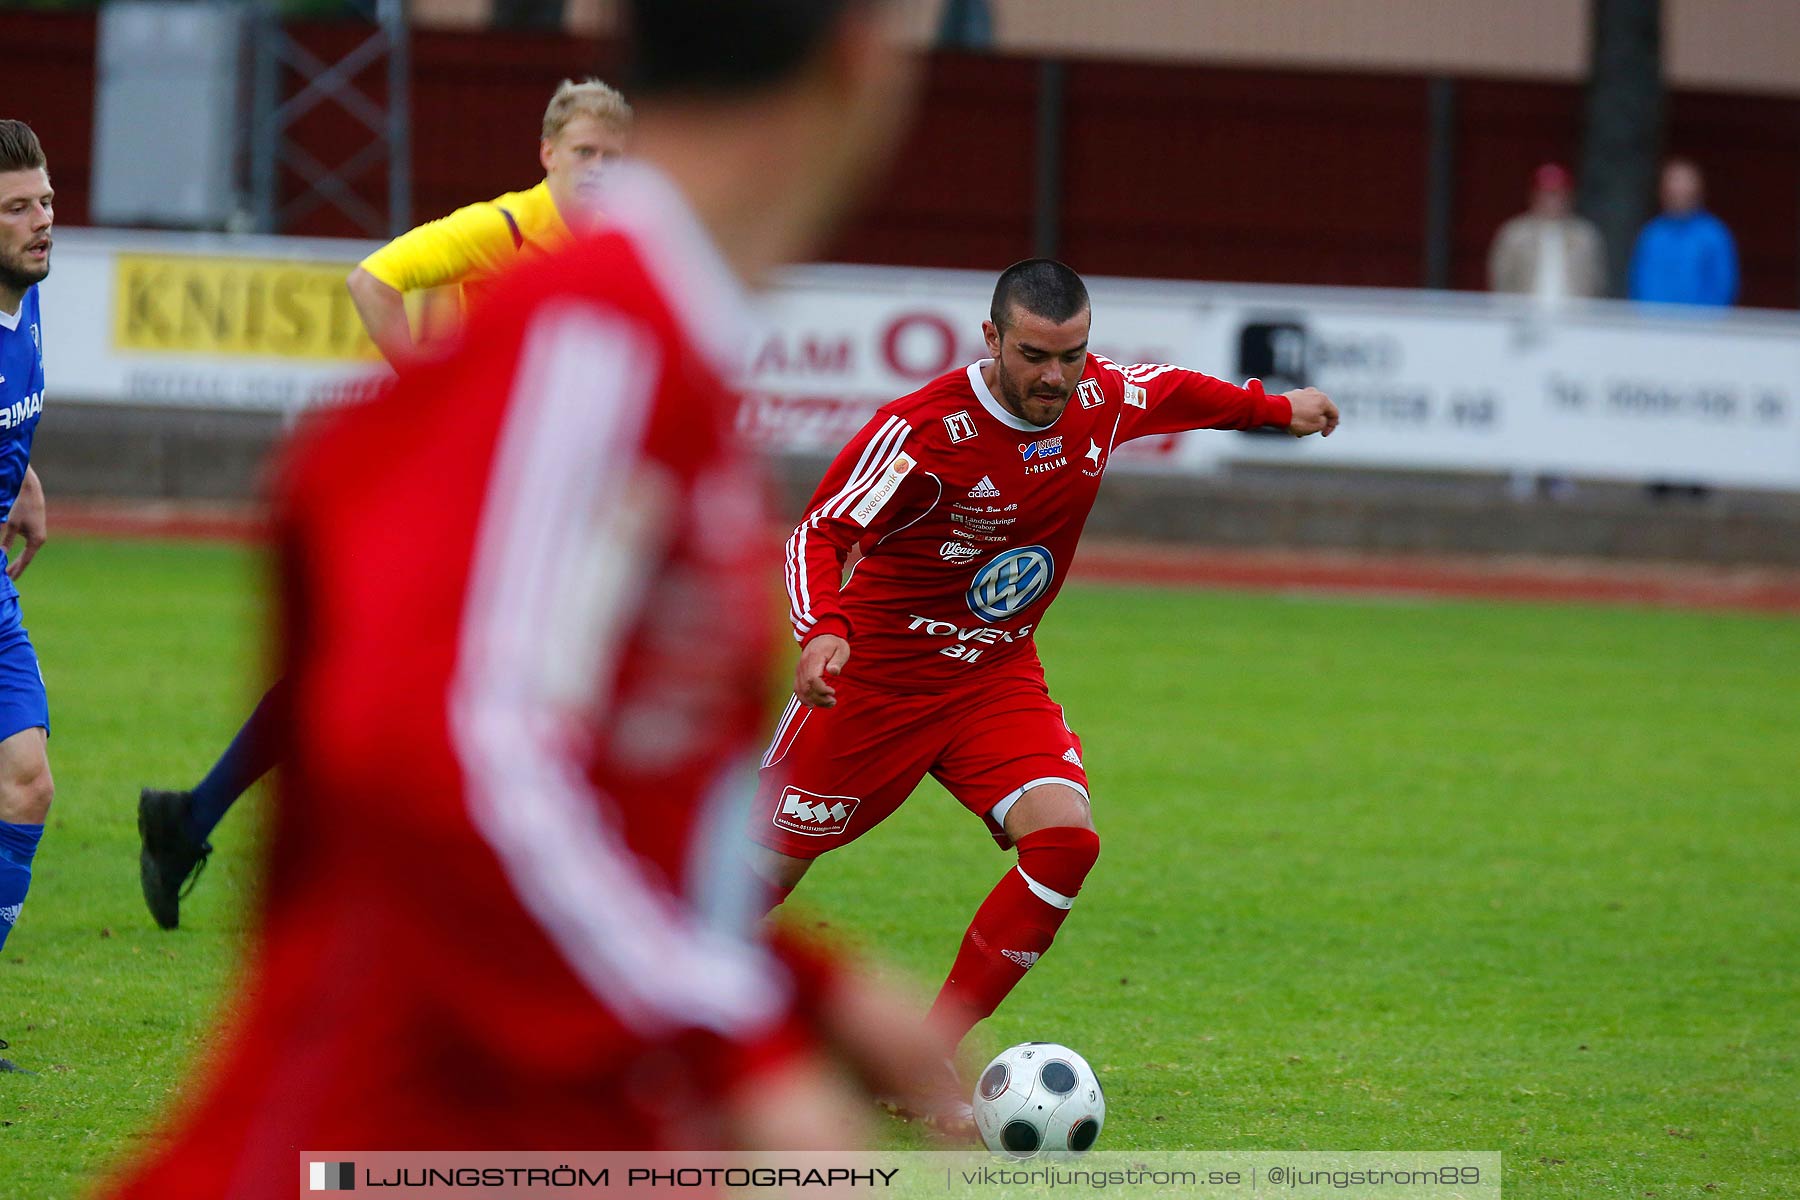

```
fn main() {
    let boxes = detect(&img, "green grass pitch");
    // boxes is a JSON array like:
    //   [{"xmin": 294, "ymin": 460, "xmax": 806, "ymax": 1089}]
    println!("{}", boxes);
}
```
[{"xmin": 1, "ymin": 535, "xmax": 1794, "ymax": 1198}]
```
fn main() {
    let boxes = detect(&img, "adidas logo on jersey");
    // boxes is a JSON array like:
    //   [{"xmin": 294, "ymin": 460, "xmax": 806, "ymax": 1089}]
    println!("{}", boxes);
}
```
[
  {"xmin": 1001, "ymin": 949, "xmax": 1041, "ymax": 970},
  {"xmin": 968, "ymin": 475, "xmax": 1001, "ymax": 498},
  {"xmin": 1062, "ymin": 747, "xmax": 1083, "ymax": 767}
]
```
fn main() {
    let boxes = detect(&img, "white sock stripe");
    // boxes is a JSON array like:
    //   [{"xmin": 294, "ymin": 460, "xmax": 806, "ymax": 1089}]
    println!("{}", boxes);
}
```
[{"xmin": 1015, "ymin": 865, "xmax": 1075, "ymax": 911}]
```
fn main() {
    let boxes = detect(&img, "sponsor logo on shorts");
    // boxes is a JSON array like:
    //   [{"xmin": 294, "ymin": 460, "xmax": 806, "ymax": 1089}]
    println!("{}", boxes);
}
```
[
  {"xmin": 1062, "ymin": 747, "xmax": 1083, "ymax": 767},
  {"xmin": 967, "ymin": 545, "xmax": 1055, "ymax": 623},
  {"xmin": 774, "ymin": 787, "xmax": 862, "ymax": 837}
]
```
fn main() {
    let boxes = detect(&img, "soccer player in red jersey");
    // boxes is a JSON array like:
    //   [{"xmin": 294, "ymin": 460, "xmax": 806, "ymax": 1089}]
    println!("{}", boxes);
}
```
[
  {"xmin": 104, "ymin": 1, "xmax": 935, "ymax": 1192},
  {"xmin": 751, "ymin": 259, "xmax": 1339, "ymax": 1053}
]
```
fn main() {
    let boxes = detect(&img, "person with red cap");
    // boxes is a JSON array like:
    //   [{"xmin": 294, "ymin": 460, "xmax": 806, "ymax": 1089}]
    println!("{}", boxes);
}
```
[{"xmin": 1488, "ymin": 162, "xmax": 1606, "ymax": 301}]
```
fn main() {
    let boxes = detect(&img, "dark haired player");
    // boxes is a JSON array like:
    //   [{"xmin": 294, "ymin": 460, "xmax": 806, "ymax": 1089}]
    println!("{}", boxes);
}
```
[
  {"xmin": 104, "ymin": 1, "xmax": 941, "ymax": 1190},
  {"xmin": 0, "ymin": 120, "xmax": 54, "ymax": 1074},
  {"xmin": 753, "ymin": 259, "xmax": 1338, "ymax": 1058}
]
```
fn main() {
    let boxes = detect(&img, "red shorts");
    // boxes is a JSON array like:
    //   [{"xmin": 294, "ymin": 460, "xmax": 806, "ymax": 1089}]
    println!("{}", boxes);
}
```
[{"xmin": 750, "ymin": 665, "xmax": 1087, "ymax": 858}]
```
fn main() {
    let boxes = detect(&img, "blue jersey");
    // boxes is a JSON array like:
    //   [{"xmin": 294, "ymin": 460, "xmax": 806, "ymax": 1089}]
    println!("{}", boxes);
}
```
[{"xmin": 0, "ymin": 286, "xmax": 45, "ymax": 594}]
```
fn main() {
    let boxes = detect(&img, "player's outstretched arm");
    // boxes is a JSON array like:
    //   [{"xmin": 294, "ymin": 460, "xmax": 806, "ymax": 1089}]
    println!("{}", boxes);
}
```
[
  {"xmin": 795, "ymin": 633, "xmax": 850, "ymax": 709},
  {"xmin": 1285, "ymin": 387, "xmax": 1340, "ymax": 437},
  {"xmin": 346, "ymin": 267, "xmax": 415, "ymax": 368},
  {"xmin": 4, "ymin": 466, "xmax": 46, "ymax": 581}
]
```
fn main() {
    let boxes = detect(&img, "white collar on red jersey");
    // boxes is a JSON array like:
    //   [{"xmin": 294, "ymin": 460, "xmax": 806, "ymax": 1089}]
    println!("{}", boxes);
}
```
[
  {"xmin": 594, "ymin": 161, "xmax": 755, "ymax": 379},
  {"xmin": 966, "ymin": 359, "xmax": 1063, "ymax": 433}
]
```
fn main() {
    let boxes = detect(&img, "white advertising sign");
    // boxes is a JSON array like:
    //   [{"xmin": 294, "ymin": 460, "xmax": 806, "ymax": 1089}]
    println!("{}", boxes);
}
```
[{"xmin": 36, "ymin": 231, "xmax": 1800, "ymax": 490}]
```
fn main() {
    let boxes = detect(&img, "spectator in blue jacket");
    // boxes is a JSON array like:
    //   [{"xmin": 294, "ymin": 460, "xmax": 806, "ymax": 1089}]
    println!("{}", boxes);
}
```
[{"xmin": 1629, "ymin": 159, "xmax": 1738, "ymax": 306}]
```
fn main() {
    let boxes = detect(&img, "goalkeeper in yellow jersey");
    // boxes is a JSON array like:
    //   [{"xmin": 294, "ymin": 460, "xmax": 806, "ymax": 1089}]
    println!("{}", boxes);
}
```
[
  {"xmin": 134, "ymin": 79, "xmax": 631, "ymax": 931},
  {"xmin": 348, "ymin": 77, "xmax": 632, "ymax": 365}
]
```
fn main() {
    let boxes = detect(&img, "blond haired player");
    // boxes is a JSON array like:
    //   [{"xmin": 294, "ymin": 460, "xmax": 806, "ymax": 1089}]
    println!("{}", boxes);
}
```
[
  {"xmin": 135, "ymin": 80, "xmax": 631, "ymax": 933},
  {"xmin": 347, "ymin": 77, "xmax": 632, "ymax": 364}
]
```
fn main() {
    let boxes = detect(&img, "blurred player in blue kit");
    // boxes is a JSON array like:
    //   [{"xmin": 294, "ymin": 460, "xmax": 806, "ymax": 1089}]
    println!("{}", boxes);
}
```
[{"xmin": 0, "ymin": 119, "xmax": 56, "ymax": 1073}]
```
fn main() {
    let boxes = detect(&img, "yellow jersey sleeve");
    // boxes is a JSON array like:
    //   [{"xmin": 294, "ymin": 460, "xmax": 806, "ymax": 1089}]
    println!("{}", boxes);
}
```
[
  {"xmin": 505, "ymin": 181, "xmax": 573, "ymax": 254},
  {"xmin": 358, "ymin": 200, "xmax": 521, "ymax": 294}
]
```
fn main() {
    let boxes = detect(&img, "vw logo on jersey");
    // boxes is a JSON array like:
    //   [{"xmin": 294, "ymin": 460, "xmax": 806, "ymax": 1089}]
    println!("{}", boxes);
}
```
[{"xmin": 966, "ymin": 545, "xmax": 1055, "ymax": 623}]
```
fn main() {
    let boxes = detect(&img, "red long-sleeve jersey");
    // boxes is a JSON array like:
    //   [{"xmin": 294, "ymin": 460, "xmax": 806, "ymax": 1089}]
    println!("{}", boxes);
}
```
[
  {"xmin": 107, "ymin": 164, "xmax": 824, "ymax": 1195},
  {"xmin": 785, "ymin": 356, "xmax": 1291, "ymax": 691}
]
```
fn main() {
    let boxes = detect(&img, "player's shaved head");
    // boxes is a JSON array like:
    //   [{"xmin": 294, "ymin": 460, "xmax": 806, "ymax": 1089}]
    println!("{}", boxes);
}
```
[
  {"xmin": 991, "ymin": 259, "xmax": 1090, "ymax": 335},
  {"xmin": 624, "ymin": 0, "xmax": 887, "ymax": 97}
]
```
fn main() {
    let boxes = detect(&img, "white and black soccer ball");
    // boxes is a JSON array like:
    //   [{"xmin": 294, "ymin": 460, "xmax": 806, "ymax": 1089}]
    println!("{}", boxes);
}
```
[{"xmin": 971, "ymin": 1042, "xmax": 1105, "ymax": 1158}]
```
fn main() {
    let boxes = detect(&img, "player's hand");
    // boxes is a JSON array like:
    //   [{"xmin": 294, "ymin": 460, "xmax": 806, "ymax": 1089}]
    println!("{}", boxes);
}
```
[
  {"xmin": 3, "ymin": 466, "xmax": 47, "ymax": 581},
  {"xmin": 1284, "ymin": 387, "xmax": 1339, "ymax": 437},
  {"xmin": 795, "ymin": 634, "xmax": 851, "ymax": 708}
]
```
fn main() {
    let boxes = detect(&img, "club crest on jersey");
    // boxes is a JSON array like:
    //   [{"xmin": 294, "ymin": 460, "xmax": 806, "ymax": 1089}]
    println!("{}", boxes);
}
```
[
  {"xmin": 967, "ymin": 474, "xmax": 1002, "ymax": 498},
  {"xmin": 966, "ymin": 544, "xmax": 1055, "ymax": 623},
  {"xmin": 1018, "ymin": 436, "xmax": 1067, "ymax": 474},
  {"xmin": 1080, "ymin": 438, "xmax": 1105, "ymax": 477},
  {"xmin": 1077, "ymin": 379, "xmax": 1105, "ymax": 409},
  {"xmin": 943, "ymin": 410, "xmax": 978, "ymax": 443},
  {"xmin": 774, "ymin": 787, "xmax": 861, "ymax": 837}
]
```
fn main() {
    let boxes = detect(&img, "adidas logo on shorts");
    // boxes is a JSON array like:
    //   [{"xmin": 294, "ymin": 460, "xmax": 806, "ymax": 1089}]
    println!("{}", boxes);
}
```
[
  {"xmin": 1062, "ymin": 747, "xmax": 1082, "ymax": 767},
  {"xmin": 968, "ymin": 475, "xmax": 1001, "ymax": 498}
]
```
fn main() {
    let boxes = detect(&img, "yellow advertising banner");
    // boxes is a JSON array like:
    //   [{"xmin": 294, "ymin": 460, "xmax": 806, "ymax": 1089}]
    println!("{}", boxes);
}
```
[{"xmin": 113, "ymin": 253, "xmax": 381, "ymax": 361}]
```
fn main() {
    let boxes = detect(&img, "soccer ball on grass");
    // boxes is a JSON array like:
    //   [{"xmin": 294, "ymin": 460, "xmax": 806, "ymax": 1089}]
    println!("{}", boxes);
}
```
[{"xmin": 971, "ymin": 1042, "xmax": 1105, "ymax": 1157}]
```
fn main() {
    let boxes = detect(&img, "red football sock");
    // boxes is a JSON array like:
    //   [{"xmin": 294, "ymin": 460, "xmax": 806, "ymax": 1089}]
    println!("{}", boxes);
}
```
[{"xmin": 927, "ymin": 826, "xmax": 1101, "ymax": 1044}]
